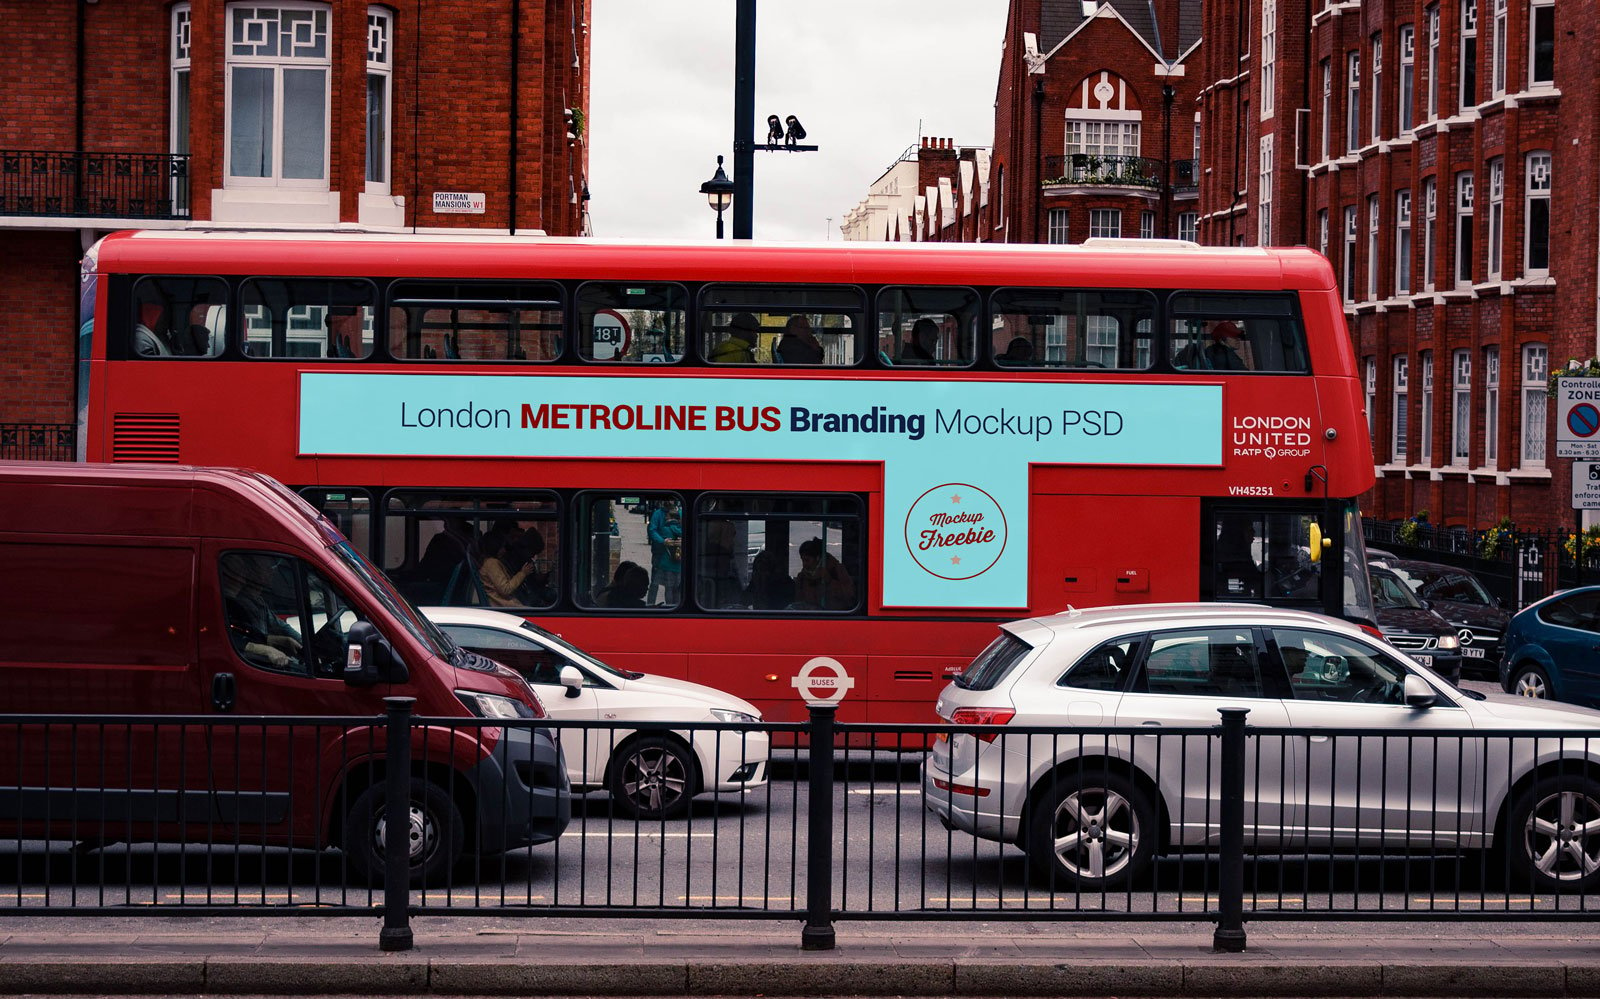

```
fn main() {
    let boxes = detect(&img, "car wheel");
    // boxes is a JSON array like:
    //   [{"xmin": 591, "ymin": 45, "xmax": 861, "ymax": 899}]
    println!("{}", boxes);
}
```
[
  {"xmin": 1026, "ymin": 771, "xmax": 1155, "ymax": 891},
  {"xmin": 1506, "ymin": 776, "xmax": 1600, "ymax": 894},
  {"xmin": 610, "ymin": 735, "xmax": 698, "ymax": 820},
  {"xmin": 1511, "ymin": 664, "xmax": 1551, "ymax": 699},
  {"xmin": 342, "ymin": 778, "xmax": 464, "ymax": 888}
]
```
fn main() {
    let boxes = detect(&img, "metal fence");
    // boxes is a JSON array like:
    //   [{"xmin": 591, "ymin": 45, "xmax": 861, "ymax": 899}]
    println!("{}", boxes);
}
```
[
  {"xmin": 0, "ymin": 424, "xmax": 75, "ymax": 463},
  {"xmin": 5, "ymin": 703, "xmax": 1600, "ymax": 953},
  {"xmin": 1362, "ymin": 517, "xmax": 1582, "ymax": 610},
  {"xmin": 0, "ymin": 151, "xmax": 190, "ymax": 220}
]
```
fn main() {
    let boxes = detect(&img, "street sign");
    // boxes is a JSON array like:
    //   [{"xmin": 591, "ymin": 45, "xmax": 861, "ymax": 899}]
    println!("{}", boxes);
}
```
[
  {"xmin": 1574, "ymin": 462, "xmax": 1600, "ymax": 509},
  {"xmin": 590, "ymin": 309, "xmax": 632, "ymax": 360},
  {"xmin": 1555, "ymin": 378, "xmax": 1600, "ymax": 458},
  {"xmin": 791, "ymin": 656, "xmax": 855, "ymax": 705}
]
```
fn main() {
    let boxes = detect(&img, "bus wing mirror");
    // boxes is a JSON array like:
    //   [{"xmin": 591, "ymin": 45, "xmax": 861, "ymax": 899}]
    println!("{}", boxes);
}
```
[{"xmin": 345, "ymin": 620, "xmax": 406, "ymax": 687}]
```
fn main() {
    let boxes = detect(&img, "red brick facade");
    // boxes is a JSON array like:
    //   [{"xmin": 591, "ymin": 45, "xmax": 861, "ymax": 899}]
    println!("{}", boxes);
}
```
[
  {"xmin": 1199, "ymin": 0, "xmax": 1600, "ymax": 532},
  {"xmin": 0, "ymin": 0, "xmax": 589, "ymax": 426}
]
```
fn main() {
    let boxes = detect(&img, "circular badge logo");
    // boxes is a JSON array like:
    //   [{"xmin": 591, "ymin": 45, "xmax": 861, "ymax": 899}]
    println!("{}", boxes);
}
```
[
  {"xmin": 791, "ymin": 656, "xmax": 855, "ymax": 705},
  {"xmin": 1570, "ymin": 403, "xmax": 1600, "ymax": 438},
  {"xmin": 904, "ymin": 483, "xmax": 1008, "ymax": 580}
]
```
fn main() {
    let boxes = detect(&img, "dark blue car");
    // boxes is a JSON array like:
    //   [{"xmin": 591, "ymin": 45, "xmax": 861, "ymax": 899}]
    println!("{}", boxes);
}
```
[{"xmin": 1500, "ymin": 586, "xmax": 1600, "ymax": 706}]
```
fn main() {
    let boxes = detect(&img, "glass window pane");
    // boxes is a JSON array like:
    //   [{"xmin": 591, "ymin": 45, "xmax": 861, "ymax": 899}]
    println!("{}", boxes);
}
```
[
  {"xmin": 382, "ymin": 491, "xmax": 560, "ymax": 609},
  {"xmin": 388, "ymin": 280, "xmax": 563, "ymax": 361},
  {"xmin": 1143, "ymin": 628, "xmax": 1263, "ymax": 697},
  {"xmin": 281, "ymin": 67, "xmax": 327, "ymax": 180},
  {"xmin": 241, "ymin": 278, "xmax": 376, "ymax": 358},
  {"xmin": 693, "ymin": 493, "xmax": 863, "ymax": 613},
  {"xmin": 365, "ymin": 73, "xmax": 387, "ymax": 184},
  {"xmin": 699, "ymin": 285, "xmax": 865, "ymax": 366},
  {"xmin": 229, "ymin": 66, "xmax": 274, "ymax": 178},
  {"xmin": 575, "ymin": 282, "xmax": 687, "ymax": 363},
  {"xmin": 875, "ymin": 286, "xmax": 979, "ymax": 367},
  {"xmin": 1169, "ymin": 293, "xmax": 1308, "ymax": 372},
  {"xmin": 990, "ymin": 287, "xmax": 1156, "ymax": 370},
  {"xmin": 220, "ymin": 551, "xmax": 308, "ymax": 676},
  {"xmin": 574, "ymin": 493, "xmax": 682, "ymax": 610},
  {"xmin": 132, "ymin": 276, "xmax": 228, "ymax": 357},
  {"xmin": 1277, "ymin": 628, "xmax": 1407, "ymax": 704},
  {"xmin": 1059, "ymin": 639, "xmax": 1137, "ymax": 690}
]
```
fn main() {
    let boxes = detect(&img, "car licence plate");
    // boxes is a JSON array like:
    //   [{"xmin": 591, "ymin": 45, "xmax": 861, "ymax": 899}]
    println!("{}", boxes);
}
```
[
  {"xmin": 1463, "ymin": 647, "xmax": 1485, "ymax": 659},
  {"xmin": 1413, "ymin": 654, "xmax": 1433, "ymax": 666}
]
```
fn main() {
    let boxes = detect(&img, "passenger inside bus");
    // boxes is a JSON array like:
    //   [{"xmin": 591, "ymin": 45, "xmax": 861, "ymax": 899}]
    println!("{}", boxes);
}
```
[
  {"xmin": 901, "ymin": 318, "xmax": 939, "ymax": 364},
  {"xmin": 418, "ymin": 518, "xmax": 481, "ymax": 605},
  {"xmin": 996, "ymin": 336, "xmax": 1034, "ymax": 364},
  {"xmin": 709, "ymin": 313, "xmax": 760, "ymax": 363},
  {"xmin": 482, "ymin": 531, "xmax": 548, "ymax": 608},
  {"xmin": 775, "ymin": 315, "xmax": 824, "ymax": 364},
  {"xmin": 596, "ymin": 561, "xmax": 650, "ymax": 608},
  {"xmin": 793, "ymin": 537, "xmax": 856, "ymax": 610},
  {"xmin": 1174, "ymin": 320, "xmax": 1249, "ymax": 371},
  {"xmin": 697, "ymin": 519, "xmax": 747, "ymax": 608},
  {"xmin": 744, "ymin": 549, "xmax": 795, "ymax": 609},
  {"xmin": 133, "ymin": 301, "xmax": 173, "ymax": 356}
]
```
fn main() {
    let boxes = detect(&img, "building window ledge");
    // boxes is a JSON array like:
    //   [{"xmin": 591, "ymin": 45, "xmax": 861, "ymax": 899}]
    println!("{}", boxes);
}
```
[
  {"xmin": 1511, "ymin": 274, "xmax": 1555, "ymax": 290},
  {"xmin": 1412, "ymin": 120, "xmax": 1439, "ymax": 138},
  {"xmin": 211, "ymin": 188, "xmax": 339, "ymax": 226},
  {"xmin": 1438, "ymin": 464, "xmax": 1472, "ymax": 478},
  {"xmin": 1506, "ymin": 467, "xmax": 1551, "ymax": 481},
  {"xmin": 1404, "ymin": 464, "xmax": 1434, "ymax": 478},
  {"xmin": 1467, "ymin": 467, "xmax": 1508, "ymax": 485},
  {"xmin": 1377, "ymin": 462, "xmax": 1410, "ymax": 476}
]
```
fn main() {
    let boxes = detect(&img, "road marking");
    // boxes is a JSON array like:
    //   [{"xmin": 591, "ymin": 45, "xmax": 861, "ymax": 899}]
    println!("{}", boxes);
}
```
[
  {"xmin": 680, "ymin": 895, "xmax": 793, "ymax": 903},
  {"xmin": 847, "ymin": 788, "xmax": 921, "ymax": 795},
  {"xmin": 577, "ymin": 830, "xmax": 717, "ymax": 839}
]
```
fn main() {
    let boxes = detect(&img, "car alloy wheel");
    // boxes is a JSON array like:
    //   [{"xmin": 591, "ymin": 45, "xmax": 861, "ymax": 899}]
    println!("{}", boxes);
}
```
[
  {"xmin": 611, "ymin": 736, "xmax": 696, "ymax": 820},
  {"xmin": 1514, "ymin": 780, "xmax": 1600, "ymax": 892},
  {"xmin": 1027, "ymin": 771, "xmax": 1155, "ymax": 890},
  {"xmin": 1513, "ymin": 666, "xmax": 1550, "ymax": 699}
]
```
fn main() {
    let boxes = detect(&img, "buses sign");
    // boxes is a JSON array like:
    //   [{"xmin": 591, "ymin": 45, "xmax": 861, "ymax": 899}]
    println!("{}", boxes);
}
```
[{"xmin": 1556, "ymin": 378, "xmax": 1600, "ymax": 458}]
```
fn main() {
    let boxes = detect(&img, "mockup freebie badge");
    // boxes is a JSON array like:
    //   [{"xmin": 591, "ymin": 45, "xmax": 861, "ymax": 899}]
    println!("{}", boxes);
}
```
[{"xmin": 904, "ymin": 483, "xmax": 1007, "ymax": 580}]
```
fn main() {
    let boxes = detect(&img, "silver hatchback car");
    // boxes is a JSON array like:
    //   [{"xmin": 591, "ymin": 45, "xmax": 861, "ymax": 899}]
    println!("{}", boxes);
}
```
[{"xmin": 924, "ymin": 603, "xmax": 1600, "ymax": 894}]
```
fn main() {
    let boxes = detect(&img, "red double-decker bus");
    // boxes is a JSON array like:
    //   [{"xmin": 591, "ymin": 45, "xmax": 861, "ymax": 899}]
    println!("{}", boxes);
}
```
[{"xmin": 77, "ymin": 231, "xmax": 1376, "ymax": 723}]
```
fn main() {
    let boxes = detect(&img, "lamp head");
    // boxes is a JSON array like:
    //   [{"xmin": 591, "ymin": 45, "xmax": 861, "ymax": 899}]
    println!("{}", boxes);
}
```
[
  {"xmin": 766, "ymin": 114, "xmax": 784, "ymax": 144},
  {"xmin": 784, "ymin": 115, "xmax": 806, "ymax": 145}
]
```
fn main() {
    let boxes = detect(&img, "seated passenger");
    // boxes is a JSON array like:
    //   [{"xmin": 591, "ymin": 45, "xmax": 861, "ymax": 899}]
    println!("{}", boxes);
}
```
[
  {"xmin": 743, "ymin": 548, "xmax": 795, "ymax": 609},
  {"xmin": 709, "ymin": 312, "xmax": 760, "ymax": 363},
  {"xmin": 995, "ymin": 336, "xmax": 1033, "ymax": 364},
  {"xmin": 901, "ymin": 318, "xmax": 939, "ymax": 364},
  {"xmin": 596, "ymin": 561, "xmax": 650, "ymax": 608},
  {"xmin": 776, "ymin": 315, "xmax": 824, "ymax": 364},
  {"xmin": 793, "ymin": 537, "xmax": 856, "ymax": 610},
  {"xmin": 1175, "ymin": 321, "xmax": 1249, "ymax": 371}
]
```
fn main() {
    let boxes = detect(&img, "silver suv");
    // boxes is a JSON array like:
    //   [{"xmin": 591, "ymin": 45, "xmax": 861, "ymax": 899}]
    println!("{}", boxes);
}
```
[{"xmin": 924, "ymin": 603, "xmax": 1600, "ymax": 894}]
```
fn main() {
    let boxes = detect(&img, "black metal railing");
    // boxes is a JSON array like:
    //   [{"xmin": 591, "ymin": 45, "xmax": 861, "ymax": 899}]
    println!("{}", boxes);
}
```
[
  {"xmin": 1362, "ymin": 516, "xmax": 1587, "ymax": 609},
  {"xmin": 0, "ymin": 423, "xmax": 75, "ymax": 462},
  {"xmin": 1042, "ymin": 154, "xmax": 1164, "ymax": 190},
  {"xmin": 6, "ymin": 704, "xmax": 1600, "ymax": 951},
  {"xmin": 0, "ymin": 151, "xmax": 190, "ymax": 220}
]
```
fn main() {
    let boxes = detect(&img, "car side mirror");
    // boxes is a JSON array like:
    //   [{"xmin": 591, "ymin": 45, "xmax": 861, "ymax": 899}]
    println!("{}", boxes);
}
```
[
  {"xmin": 345, "ymin": 620, "xmax": 407, "ymax": 687},
  {"xmin": 1403, "ymin": 674, "xmax": 1436, "ymax": 709},
  {"xmin": 559, "ymin": 664, "xmax": 584, "ymax": 698}
]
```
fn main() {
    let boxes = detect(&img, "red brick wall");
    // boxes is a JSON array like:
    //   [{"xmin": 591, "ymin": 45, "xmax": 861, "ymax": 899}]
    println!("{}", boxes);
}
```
[{"xmin": 0, "ymin": 233, "xmax": 81, "ymax": 424}]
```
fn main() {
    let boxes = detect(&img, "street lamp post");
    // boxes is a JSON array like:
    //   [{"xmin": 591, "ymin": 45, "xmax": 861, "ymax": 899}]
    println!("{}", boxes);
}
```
[{"xmin": 700, "ymin": 155, "xmax": 735, "ymax": 239}]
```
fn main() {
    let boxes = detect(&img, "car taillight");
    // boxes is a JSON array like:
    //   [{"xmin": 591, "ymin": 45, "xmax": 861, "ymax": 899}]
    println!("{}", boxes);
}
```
[{"xmin": 949, "ymin": 707, "xmax": 1015, "ymax": 742}]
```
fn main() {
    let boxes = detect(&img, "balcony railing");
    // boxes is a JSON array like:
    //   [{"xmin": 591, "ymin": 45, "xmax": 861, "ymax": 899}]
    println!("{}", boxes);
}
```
[
  {"xmin": 0, "ymin": 423, "xmax": 75, "ymax": 461},
  {"xmin": 1171, "ymin": 158, "xmax": 1199, "ymax": 196},
  {"xmin": 0, "ymin": 151, "xmax": 190, "ymax": 220},
  {"xmin": 1042, "ymin": 154, "xmax": 1164, "ymax": 190}
]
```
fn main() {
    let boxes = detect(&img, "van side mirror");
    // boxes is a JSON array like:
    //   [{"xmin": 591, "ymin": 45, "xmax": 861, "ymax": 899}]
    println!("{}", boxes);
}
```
[
  {"xmin": 345, "ymin": 620, "xmax": 407, "ymax": 687},
  {"xmin": 559, "ymin": 664, "xmax": 584, "ymax": 698},
  {"xmin": 1403, "ymin": 674, "xmax": 1436, "ymax": 709}
]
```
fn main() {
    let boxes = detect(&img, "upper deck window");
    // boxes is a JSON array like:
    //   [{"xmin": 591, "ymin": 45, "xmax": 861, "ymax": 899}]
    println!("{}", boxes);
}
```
[
  {"xmin": 698, "ymin": 284, "xmax": 865, "ymax": 366},
  {"xmin": 131, "ymin": 276, "xmax": 227, "ymax": 358},
  {"xmin": 1168, "ymin": 293, "xmax": 1308, "ymax": 373},
  {"xmin": 989, "ymin": 288, "xmax": 1156, "ymax": 370},
  {"xmin": 239, "ymin": 277, "xmax": 375, "ymax": 358},
  {"xmin": 876, "ymin": 286, "xmax": 979, "ymax": 368},
  {"xmin": 575, "ymin": 282, "xmax": 686, "ymax": 363},
  {"xmin": 387, "ymin": 280, "xmax": 563, "ymax": 362}
]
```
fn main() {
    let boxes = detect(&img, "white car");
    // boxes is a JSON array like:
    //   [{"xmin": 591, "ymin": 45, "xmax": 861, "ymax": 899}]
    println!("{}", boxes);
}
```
[
  {"xmin": 924, "ymin": 603, "xmax": 1600, "ymax": 894},
  {"xmin": 424, "ymin": 607, "xmax": 768, "ymax": 820}
]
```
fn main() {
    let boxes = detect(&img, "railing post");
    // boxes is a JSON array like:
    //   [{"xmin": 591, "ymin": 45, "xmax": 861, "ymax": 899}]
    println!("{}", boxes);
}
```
[
  {"xmin": 1213, "ymin": 706, "xmax": 1248, "ymax": 952},
  {"xmin": 379, "ymin": 696, "xmax": 415, "ymax": 952},
  {"xmin": 801, "ymin": 703, "xmax": 837, "ymax": 951}
]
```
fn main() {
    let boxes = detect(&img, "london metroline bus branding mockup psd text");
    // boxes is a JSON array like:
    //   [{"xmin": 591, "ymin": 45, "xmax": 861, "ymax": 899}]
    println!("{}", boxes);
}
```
[{"xmin": 298, "ymin": 374, "xmax": 1222, "ymax": 608}]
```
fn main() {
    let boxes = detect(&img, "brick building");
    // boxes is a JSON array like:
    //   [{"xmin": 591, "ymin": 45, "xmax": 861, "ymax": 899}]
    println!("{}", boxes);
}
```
[
  {"xmin": 0, "ymin": 0, "xmax": 589, "ymax": 442},
  {"xmin": 1198, "ymin": 0, "xmax": 1599, "ymax": 533}
]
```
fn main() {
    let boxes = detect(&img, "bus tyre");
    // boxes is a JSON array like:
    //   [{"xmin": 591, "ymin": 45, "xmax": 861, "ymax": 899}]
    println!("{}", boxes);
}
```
[
  {"xmin": 1027, "ymin": 771, "xmax": 1154, "ymax": 891},
  {"xmin": 1510, "ymin": 664, "xmax": 1551, "ymax": 699},
  {"xmin": 610, "ymin": 736, "xmax": 697, "ymax": 820},
  {"xmin": 1507, "ymin": 776, "xmax": 1600, "ymax": 894},
  {"xmin": 343, "ymin": 778, "xmax": 464, "ymax": 888}
]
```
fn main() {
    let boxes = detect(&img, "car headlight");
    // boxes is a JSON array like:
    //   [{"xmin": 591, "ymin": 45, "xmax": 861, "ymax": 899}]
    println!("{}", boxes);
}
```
[
  {"xmin": 710, "ymin": 708, "xmax": 759, "ymax": 724},
  {"xmin": 1436, "ymin": 634, "xmax": 1461, "ymax": 650},
  {"xmin": 456, "ymin": 690, "xmax": 536, "ymax": 719}
]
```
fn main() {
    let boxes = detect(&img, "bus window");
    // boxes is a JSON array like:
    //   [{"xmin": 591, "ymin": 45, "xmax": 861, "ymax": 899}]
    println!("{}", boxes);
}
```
[
  {"xmin": 387, "ymin": 280, "xmax": 563, "ymax": 362},
  {"xmin": 875, "ymin": 286, "xmax": 979, "ymax": 367},
  {"xmin": 1209, "ymin": 510, "xmax": 1323, "ymax": 602},
  {"xmin": 575, "ymin": 282, "xmax": 687, "ymax": 363},
  {"xmin": 574, "ymin": 492, "xmax": 683, "ymax": 610},
  {"xmin": 693, "ymin": 494, "xmax": 863, "ymax": 613},
  {"xmin": 699, "ymin": 284, "xmax": 865, "ymax": 366},
  {"xmin": 989, "ymin": 288, "xmax": 1156, "ymax": 370},
  {"xmin": 238, "ymin": 278, "xmax": 376, "ymax": 359},
  {"xmin": 299, "ymin": 488, "xmax": 373, "ymax": 553},
  {"xmin": 1168, "ymin": 292, "xmax": 1309, "ymax": 373},
  {"xmin": 382, "ymin": 490, "xmax": 559, "ymax": 609},
  {"xmin": 130, "ymin": 276, "xmax": 227, "ymax": 358}
]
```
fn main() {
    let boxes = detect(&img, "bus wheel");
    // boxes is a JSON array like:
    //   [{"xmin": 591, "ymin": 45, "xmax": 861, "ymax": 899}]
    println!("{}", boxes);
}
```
[
  {"xmin": 343, "ymin": 778, "xmax": 463, "ymax": 887},
  {"xmin": 1026, "ymin": 772, "xmax": 1154, "ymax": 891},
  {"xmin": 610, "ymin": 736, "xmax": 697, "ymax": 820}
]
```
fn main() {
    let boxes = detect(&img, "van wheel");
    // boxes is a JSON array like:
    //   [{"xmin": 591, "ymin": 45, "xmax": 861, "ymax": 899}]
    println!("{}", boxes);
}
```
[
  {"xmin": 343, "ymin": 778, "xmax": 464, "ymax": 888},
  {"xmin": 1507, "ymin": 776, "xmax": 1600, "ymax": 894},
  {"xmin": 610, "ymin": 736, "xmax": 697, "ymax": 820},
  {"xmin": 1027, "ymin": 772, "xmax": 1154, "ymax": 891},
  {"xmin": 1511, "ymin": 664, "xmax": 1551, "ymax": 699}
]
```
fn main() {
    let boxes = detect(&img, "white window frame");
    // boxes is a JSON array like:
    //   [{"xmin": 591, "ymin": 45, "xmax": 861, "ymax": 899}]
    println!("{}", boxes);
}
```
[
  {"xmin": 1342, "ymin": 206, "xmax": 1358, "ymax": 303},
  {"xmin": 1529, "ymin": 0, "xmax": 1556, "ymax": 89},
  {"xmin": 1423, "ymin": 176, "xmax": 1438, "ymax": 291},
  {"xmin": 1178, "ymin": 211, "xmax": 1198, "ymax": 242},
  {"xmin": 1320, "ymin": 59, "xmax": 1332, "ymax": 161},
  {"xmin": 1420, "ymin": 350, "xmax": 1434, "ymax": 462},
  {"xmin": 1393, "ymin": 355, "xmax": 1410, "ymax": 459},
  {"xmin": 1396, "ymin": 189, "xmax": 1412, "ymax": 295},
  {"xmin": 1365, "ymin": 357, "xmax": 1377, "ymax": 441},
  {"xmin": 1525, "ymin": 152, "xmax": 1551, "ymax": 276},
  {"xmin": 1140, "ymin": 210, "xmax": 1156, "ymax": 239},
  {"xmin": 1346, "ymin": 51, "xmax": 1361, "ymax": 151},
  {"xmin": 1521, "ymin": 344, "xmax": 1547, "ymax": 469},
  {"xmin": 365, "ymin": 6, "xmax": 392, "ymax": 192},
  {"xmin": 1487, "ymin": 157, "xmax": 1504, "ymax": 280},
  {"xmin": 224, "ymin": 2, "xmax": 333, "ymax": 189},
  {"xmin": 1089, "ymin": 208, "xmax": 1122, "ymax": 239},
  {"xmin": 1258, "ymin": 135, "xmax": 1274, "ymax": 245},
  {"xmin": 1261, "ymin": 0, "xmax": 1277, "ymax": 119},
  {"xmin": 1366, "ymin": 194, "xmax": 1380, "ymax": 300},
  {"xmin": 1490, "ymin": 0, "xmax": 1507, "ymax": 99},
  {"xmin": 1460, "ymin": 0, "xmax": 1478, "ymax": 111},
  {"xmin": 1370, "ymin": 33, "xmax": 1384, "ymax": 143},
  {"xmin": 1399, "ymin": 25, "xmax": 1415, "ymax": 134},
  {"xmin": 1452, "ymin": 349, "xmax": 1472, "ymax": 465},
  {"xmin": 1485, "ymin": 347, "xmax": 1500, "ymax": 464},
  {"xmin": 171, "ymin": 4, "xmax": 192, "ymax": 160},
  {"xmin": 1047, "ymin": 207, "xmax": 1070, "ymax": 244},
  {"xmin": 1455, "ymin": 171, "xmax": 1475, "ymax": 288},
  {"xmin": 1318, "ymin": 208, "xmax": 1329, "ymax": 259},
  {"xmin": 1426, "ymin": 5, "xmax": 1440, "ymax": 121},
  {"xmin": 1064, "ymin": 112, "xmax": 1142, "ymax": 159}
]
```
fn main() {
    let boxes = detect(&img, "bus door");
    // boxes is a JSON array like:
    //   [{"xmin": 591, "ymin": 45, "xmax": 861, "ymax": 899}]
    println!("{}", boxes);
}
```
[{"xmin": 1200, "ymin": 501, "xmax": 1355, "ymax": 620}]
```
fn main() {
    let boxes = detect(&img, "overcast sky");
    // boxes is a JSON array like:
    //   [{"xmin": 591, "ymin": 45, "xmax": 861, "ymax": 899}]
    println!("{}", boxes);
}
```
[{"xmin": 588, "ymin": 1, "xmax": 1009, "ymax": 241}]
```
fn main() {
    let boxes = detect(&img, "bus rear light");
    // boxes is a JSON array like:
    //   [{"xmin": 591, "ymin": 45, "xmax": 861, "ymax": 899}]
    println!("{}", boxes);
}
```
[
  {"xmin": 949, "ymin": 707, "xmax": 1015, "ymax": 742},
  {"xmin": 932, "ymin": 777, "xmax": 991, "ymax": 797}
]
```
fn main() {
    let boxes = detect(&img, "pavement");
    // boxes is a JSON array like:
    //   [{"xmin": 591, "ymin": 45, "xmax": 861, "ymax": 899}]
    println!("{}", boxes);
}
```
[{"xmin": 5, "ymin": 916, "xmax": 1600, "ymax": 996}]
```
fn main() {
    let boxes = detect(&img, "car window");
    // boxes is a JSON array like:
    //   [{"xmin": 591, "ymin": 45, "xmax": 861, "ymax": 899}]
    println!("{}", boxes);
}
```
[
  {"xmin": 1369, "ymin": 568, "xmax": 1423, "ymax": 609},
  {"xmin": 438, "ymin": 622, "xmax": 573, "ymax": 686},
  {"xmin": 1538, "ymin": 591, "xmax": 1600, "ymax": 631},
  {"xmin": 954, "ymin": 631, "xmax": 1033, "ymax": 691},
  {"xmin": 1140, "ymin": 628, "xmax": 1264, "ymax": 698},
  {"xmin": 1058, "ymin": 637, "xmax": 1139, "ymax": 691},
  {"xmin": 1274, "ymin": 628, "xmax": 1407, "ymax": 705},
  {"xmin": 1414, "ymin": 569, "xmax": 1493, "ymax": 605}
]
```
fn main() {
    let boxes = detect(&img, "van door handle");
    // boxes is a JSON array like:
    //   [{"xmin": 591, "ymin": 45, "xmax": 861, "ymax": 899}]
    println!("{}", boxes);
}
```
[
  {"xmin": 212, "ymin": 672, "xmax": 236, "ymax": 712},
  {"xmin": 1141, "ymin": 720, "xmax": 1162, "ymax": 726}
]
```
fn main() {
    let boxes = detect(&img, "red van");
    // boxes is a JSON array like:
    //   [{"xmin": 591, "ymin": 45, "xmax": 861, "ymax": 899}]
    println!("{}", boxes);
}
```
[{"xmin": 0, "ymin": 461, "xmax": 569, "ymax": 885}]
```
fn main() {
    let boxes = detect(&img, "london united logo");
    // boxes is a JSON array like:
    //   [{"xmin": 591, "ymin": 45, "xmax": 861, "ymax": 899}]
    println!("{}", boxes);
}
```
[{"xmin": 904, "ymin": 483, "xmax": 1008, "ymax": 581}]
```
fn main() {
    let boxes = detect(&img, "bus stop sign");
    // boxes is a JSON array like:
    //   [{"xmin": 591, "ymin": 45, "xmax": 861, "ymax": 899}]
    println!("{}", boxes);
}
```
[{"xmin": 792, "ymin": 657, "xmax": 854, "ymax": 705}]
